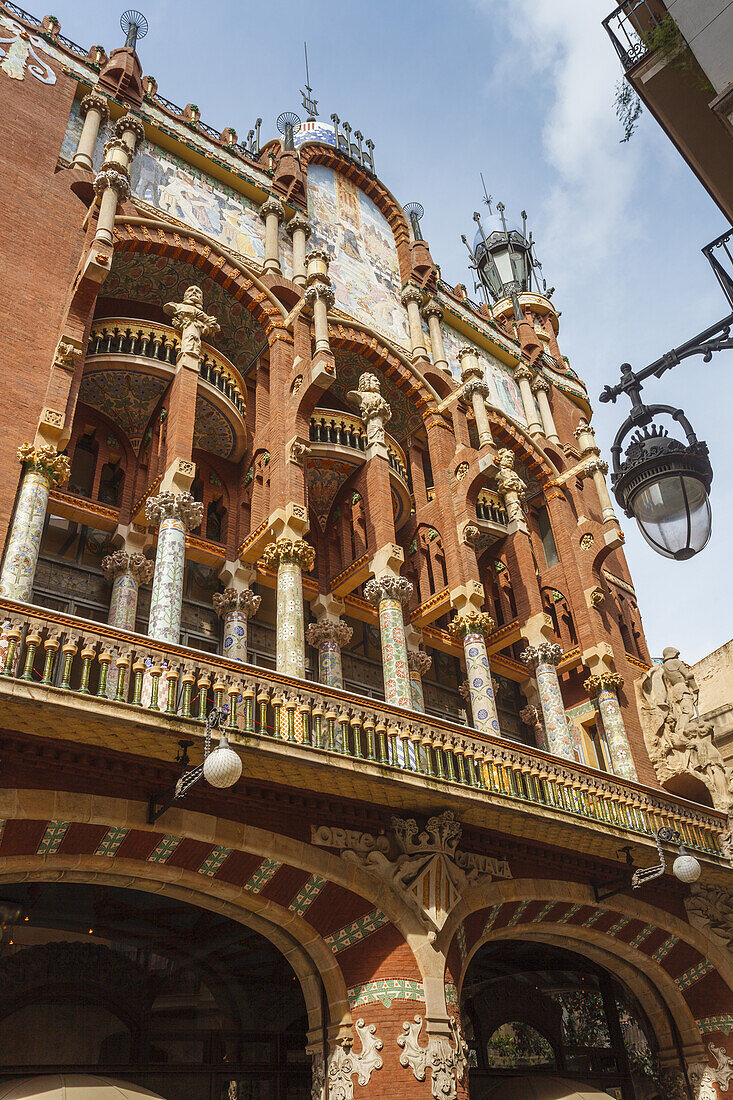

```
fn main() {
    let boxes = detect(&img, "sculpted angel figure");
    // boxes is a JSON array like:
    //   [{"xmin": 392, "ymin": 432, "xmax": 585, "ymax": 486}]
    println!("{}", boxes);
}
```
[
  {"xmin": 347, "ymin": 372, "xmax": 391, "ymax": 446},
  {"xmin": 163, "ymin": 285, "xmax": 220, "ymax": 359}
]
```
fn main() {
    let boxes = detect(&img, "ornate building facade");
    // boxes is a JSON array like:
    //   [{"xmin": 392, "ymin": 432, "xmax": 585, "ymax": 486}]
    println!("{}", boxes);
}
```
[{"xmin": 0, "ymin": 6, "xmax": 732, "ymax": 1099}]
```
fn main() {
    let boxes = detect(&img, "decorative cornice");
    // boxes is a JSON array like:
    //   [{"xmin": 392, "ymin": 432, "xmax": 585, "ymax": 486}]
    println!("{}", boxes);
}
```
[
  {"xmin": 145, "ymin": 491, "xmax": 204, "ymax": 532},
  {"xmin": 17, "ymin": 444, "xmax": 70, "ymax": 487},
  {"xmin": 261, "ymin": 538, "xmax": 316, "ymax": 572},
  {"xmin": 101, "ymin": 551, "xmax": 154, "ymax": 585},
  {"xmin": 306, "ymin": 619, "xmax": 353, "ymax": 650},
  {"xmin": 521, "ymin": 641, "xmax": 563, "ymax": 669},
  {"xmin": 447, "ymin": 611, "xmax": 494, "ymax": 641},
  {"xmin": 212, "ymin": 587, "xmax": 261, "ymax": 618},
  {"xmin": 364, "ymin": 575, "xmax": 413, "ymax": 606}
]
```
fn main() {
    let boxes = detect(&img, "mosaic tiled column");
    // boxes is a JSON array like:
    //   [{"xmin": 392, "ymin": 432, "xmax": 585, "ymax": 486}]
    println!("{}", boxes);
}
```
[
  {"xmin": 407, "ymin": 649, "xmax": 432, "ymax": 713},
  {"xmin": 261, "ymin": 538, "xmax": 316, "ymax": 679},
  {"xmin": 520, "ymin": 703, "xmax": 548, "ymax": 751},
  {"xmin": 448, "ymin": 612, "xmax": 501, "ymax": 737},
  {"xmin": 364, "ymin": 574, "xmax": 414, "ymax": 709},
  {"xmin": 213, "ymin": 586, "xmax": 261, "ymax": 663},
  {"xmin": 0, "ymin": 444, "xmax": 70, "ymax": 603},
  {"xmin": 306, "ymin": 618, "xmax": 352, "ymax": 689},
  {"xmin": 145, "ymin": 491, "xmax": 204, "ymax": 645},
  {"xmin": 585, "ymin": 672, "xmax": 638, "ymax": 781},
  {"xmin": 521, "ymin": 641, "xmax": 574, "ymax": 760},
  {"xmin": 101, "ymin": 551, "xmax": 154, "ymax": 631}
]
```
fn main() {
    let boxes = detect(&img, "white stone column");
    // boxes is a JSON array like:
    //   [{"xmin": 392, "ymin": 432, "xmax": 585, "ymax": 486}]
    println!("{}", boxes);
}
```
[
  {"xmin": 0, "ymin": 445, "xmax": 70, "ymax": 604},
  {"xmin": 459, "ymin": 345, "xmax": 494, "ymax": 448},
  {"xmin": 259, "ymin": 196, "xmax": 285, "ymax": 273},
  {"xmin": 286, "ymin": 211, "xmax": 311, "ymax": 287},
  {"xmin": 101, "ymin": 550, "xmax": 154, "ymax": 631},
  {"xmin": 401, "ymin": 284, "xmax": 427, "ymax": 359},
  {"xmin": 306, "ymin": 618, "xmax": 352, "ymax": 689},
  {"xmin": 448, "ymin": 612, "xmax": 501, "ymax": 737},
  {"xmin": 72, "ymin": 91, "xmax": 109, "ymax": 170},
  {"xmin": 305, "ymin": 249, "xmax": 335, "ymax": 355},
  {"xmin": 521, "ymin": 641, "xmax": 574, "ymax": 760},
  {"xmin": 213, "ymin": 586, "xmax": 261, "ymax": 663},
  {"xmin": 364, "ymin": 574, "xmax": 413, "ymax": 709},
  {"xmin": 514, "ymin": 364, "xmax": 542, "ymax": 436},
  {"xmin": 93, "ymin": 137, "xmax": 132, "ymax": 246},
  {"xmin": 407, "ymin": 648, "xmax": 432, "ymax": 713},
  {"xmin": 531, "ymin": 375, "xmax": 559, "ymax": 444},
  {"xmin": 261, "ymin": 538, "xmax": 315, "ymax": 679},
  {"xmin": 585, "ymin": 672, "xmax": 638, "ymax": 781},
  {"xmin": 115, "ymin": 112, "xmax": 145, "ymax": 156},
  {"xmin": 575, "ymin": 419, "xmax": 619, "ymax": 524},
  {"xmin": 145, "ymin": 491, "xmax": 204, "ymax": 645},
  {"xmin": 422, "ymin": 299, "xmax": 449, "ymax": 373}
]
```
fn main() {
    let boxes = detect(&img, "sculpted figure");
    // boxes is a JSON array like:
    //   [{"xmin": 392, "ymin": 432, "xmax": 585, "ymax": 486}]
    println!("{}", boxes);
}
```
[
  {"xmin": 163, "ymin": 286, "xmax": 220, "ymax": 359},
  {"xmin": 495, "ymin": 448, "xmax": 526, "ymax": 524},
  {"xmin": 347, "ymin": 372, "xmax": 391, "ymax": 447}
]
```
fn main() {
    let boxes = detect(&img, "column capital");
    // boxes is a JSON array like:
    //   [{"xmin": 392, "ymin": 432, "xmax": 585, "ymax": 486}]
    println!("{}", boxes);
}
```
[
  {"xmin": 364, "ymin": 574, "xmax": 413, "ymax": 606},
  {"xmin": 306, "ymin": 619, "xmax": 353, "ymax": 650},
  {"xmin": 304, "ymin": 282, "xmax": 335, "ymax": 309},
  {"xmin": 114, "ymin": 112, "xmax": 145, "ymax": 147},
  {"xmin": 463, "ymin": 378, "xmax": 490, "ymax": 401},
  {"xmin": 513, "ymin": 363, "xmax": 534, "ymax": 383},
  {"xmin": 80, "ymin": 90, "xmax": 109, "ymax": 122},
  {"xmin": 259, "ymin": 195, "xmax": 285, "ymax": 223},
  {"xmin": 305, "ymin": 247, "xmax": 331, "ymax": 278},
  {"xmin": 521, "ymin": 641, "xmax": 563, "ymax": 669},
  {"xmin": 421, "ymin": 298, "xmax": 443, "ymax": 321},
  {"xmin": 213, "ymin": 586, "xmax": 261, "ymax": 618},
  {"xmin": 582, "ymin": 456, "xmax": 609, "ymax": 477},
  {"xmin": 145, "ymin": 490, "xmax": 204, "ymax": 532},
  {"xmin": 584, "ymin": 672, "xmax": 623, "ymax": 697},
  {"xmin": 407, "ymin": 648, "xmax": 433, "ymax": 676},
  {"xmin": 530, "ymin": 374, "xmax": 550, "ymax": 393},
  {"xmin": 17, "ymin": 443, "xmax": 70, "ymax": 487},
  {"xmin": 163, "ymin": 286, "xmax": 220, "ymax": 358},
  {"xmin": 101, "ymin": 550, "xmax": 154, "ymax": 584},
  {"xmin": 400, "ymin": 283, "xmax": 423, "ymax": 307},
  {"xmin": 93, "ymin": 166, "xmax": 131, "ymax": 200},
  {"xmin": 285, "ymin": 211, "xmax": 311, "ymax": 239},
  {"xmin": 261, "ymin": 537, "xmax": 315, "ymax": 571},
  {"xmin": 447, "ymin": 611, "xmax": 495, "ymax": 641}
]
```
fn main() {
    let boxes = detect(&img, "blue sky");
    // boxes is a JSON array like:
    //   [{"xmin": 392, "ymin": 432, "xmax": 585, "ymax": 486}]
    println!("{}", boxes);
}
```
[{"xmin": 57, "ymin": 0, "xmax": 732, "ymax": 662}]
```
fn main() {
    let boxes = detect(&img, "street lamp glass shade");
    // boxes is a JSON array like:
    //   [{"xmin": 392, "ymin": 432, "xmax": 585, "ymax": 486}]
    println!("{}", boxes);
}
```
[
  {"xmin": 673, "ymin": 853, "xmax": 702, "ymax": 883},
  {"xmin": 631, "ymin": 473, "xmax": 712, "ymax": 561},
  {"xmin": 203, "ymin": 735, "xmax": 242, "ymax": 789}
]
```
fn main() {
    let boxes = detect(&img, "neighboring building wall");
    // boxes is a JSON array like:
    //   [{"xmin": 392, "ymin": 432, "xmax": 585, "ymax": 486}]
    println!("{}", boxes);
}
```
[
  {"xmin": 695, "ymin": 637, "xmax": 733, "ymax": 759},
  {"xmin": 667, "ymin": 0, "xmax": 733, "ymax": 95}
]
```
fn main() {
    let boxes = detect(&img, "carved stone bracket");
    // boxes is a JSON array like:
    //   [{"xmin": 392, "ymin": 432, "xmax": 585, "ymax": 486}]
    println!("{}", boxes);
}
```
[
  {"xmin": 398, "ymin": 1015, "xmax": 468, "ymax": 1100},
  {"xmin": 364, "ymin": 574, "xmax": 413, "ymax": 606},
  {"xmin": 53, "ymin": 341, "xmax": 82, "ymax": 371},
  {"xmin": 688, "ymin": 1044, "xmax": 733, "ymax": 1099},
  {"xmin": 312, "ymin": 1019, "xmax": 382, "ymax": 1100},
  {"xmin": 261, "ymin": 538, "xmax": 316, "ymax": 572},
  {"xmin": 145, "ymin": 490, "xmax": 204, "ymax": 532}
]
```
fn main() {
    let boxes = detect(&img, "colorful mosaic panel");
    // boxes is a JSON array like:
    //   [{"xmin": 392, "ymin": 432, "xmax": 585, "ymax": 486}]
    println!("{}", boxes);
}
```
[
  {"xmin": 698, "ymin": 1016, "xmax": 733, "ymax": 1037},
  {"xmin": 222, "ymin": 610, "xmax": 248, "ymax": 664},
  {"xmin": 307, "ymin": 164, "xmax": 409, "ymax": 349},
  {"xmin": 244, "ymin": 857, "xmax": 282, "ymax": 894},
  {"xmin": 349, "ymin": 979, "xmax": 425, "ymax": 1009},
  {"xmin": 288, "ymin": 874, "xmax": 326, "ymax": 917},
  {"xmin": 193, "ymin": 393, "xmax": 235, "ymax": 459},
  {"xmin": 583, "ymin": 909, "xmax": 607, "ymax": 928},
  {"xmin": 445, "ymin": 983, "xmax": 458, "ymax": 1006},
  {"xmin": 0, "ymin": 470, "xmax": 51, "ymax": 603},
  {"xmin": 605, "ymin": 916, "xmax": 631, "ymax": 937},
  {"xmin": 148, "ymin": 515, "xmax": 186, "ymax": 644},
  {"xmin": 558, "ymin": 903, "xmax": 584, "ymax": 924},
  {"xmin": 463, "ymin": 631, "xmax": 501, "ymax": 737},
  {"xmin": 198, "ymin": 845, "xmax": 232, "ymax": 876},
  {"xmin": 325, "ymin": 909, "xmax": 389, "ymax": 954},
  {"xmin": 109, "ymin": 572, "xmax": 140, "ymax": 632},
  {"xmin": 277, "ymin": 561, "xmax": 305, "ymax": 680},
  {"xmin": 441, "ymin": 324, "xmax": 529, "ymax": 426},
  {"xmin": 630, "ymin": 926, "xmax": 654, "ymax": 950},
  {"xmin": 456, "ymin": 922, "xmax": 468, "ymax": 961},
  {"xmin": 306, "ymin": 457, "xmax": 360, "ymax": 531},
  {"xmin": 651, "ymin": 935, "xmax": 678, "ymax": 963},
  {"xmin": 95, "ymin": 826, "xmax": 129, "ymax": 856},
  {"xmin": 37, "ymin": 820, "xmax": 69, "ymax": 855},
  {"xmin": 676, "ymin": 959, "xmax": 714, "ymax": 991},
  {"xmin": 78, "ymin": 370, "xmax": 167, "ymax": 455},
  {"xmin": 318, "ymin": 642, "xmax": 344, "ymax": 691},
  {"xmin": 378, "ymin": 596, "xmax": 411, "ymax": 709},
  {"xmin": 597, "ymin": 688, "xmax": 638, "ymax": 782},
  {"xmin": 148, "ymin": 835, "xmax": 181, "ymax": 863}
]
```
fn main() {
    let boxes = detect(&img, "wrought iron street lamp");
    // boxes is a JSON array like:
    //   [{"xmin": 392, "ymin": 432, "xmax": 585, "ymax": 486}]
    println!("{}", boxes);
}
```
[
  {"xmin": 593, "ymin": 827, "xmax": 701, "ymax": 902},
  {"xmin": 461, "ymin": 198, "xmax": 550, "ymax": 320},
  {"xmin": 600, "ymin": 230, "xmax": 733, "ymax": 559},
  {"xmin": 148, "ymin": 705, "xmax": 242, "ymax": 823}
]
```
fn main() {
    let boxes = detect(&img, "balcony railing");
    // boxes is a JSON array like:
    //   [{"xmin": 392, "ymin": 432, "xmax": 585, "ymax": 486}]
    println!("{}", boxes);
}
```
[
  {"xmin": 309, "ymin": 410, "xmax": 408, "ymax": 482},
  {"xmin": 603, "ymin": 0, "xmax": 668, "ymax": 71},
  {"xmin": 87, "ymin": 319, "xmax": 246, "ymax": 415},
  {"xmin": 476, "ymin": 491, "xmax": 508, "ymax": 526},
  {"xmin": 0, "ymin": 598, "xmax": 726, "ymax": 858}
]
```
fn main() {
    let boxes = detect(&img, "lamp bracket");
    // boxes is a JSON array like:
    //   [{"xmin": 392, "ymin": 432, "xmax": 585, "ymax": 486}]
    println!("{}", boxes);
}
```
[{"xmin": 147, "ymin": 706, "xmax": 228, "ymax": 824}]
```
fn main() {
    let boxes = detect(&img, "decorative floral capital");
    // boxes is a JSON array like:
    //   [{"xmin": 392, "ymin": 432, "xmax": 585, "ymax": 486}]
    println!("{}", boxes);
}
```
[
  {"xmin": 407, "ymin": 649, "xmax": 433, "ymax": 676},
  {"xmin": 530, "ymin": 374, "xmax": 550, "ymax": 393},
  {"xmin": 573, "ymin": 417, "xmax": 594, "ymax": 440},
  {"xmin": 521, "ymin": 641, "xmax": 563, "ymax": 669},
  {"xmin": 422, "ymin": 298, "xmax": 443, "ymax": 321},
  {"xmin": 80, "ymin": 90, "xmax": 109, "ymax": 122},
  {"xmin": 115, "ymin": 112, "xmax": 145, "ymax": 144},
  {"xmin": 17, "ymin": 444, "xmax": 70, "ymax": 487},
  {"xmin": 304, "ymin": 283, "xmax": 335, "ymax": 310},
  {"xmin": 585, "ymin": 672, "xmax": 623, "ymax": 697},
  {"xmin": 447, "ymin": 611, "xmax": 494, "ymax": 641},
  {"xmin": 400, "ymin": 283, "xmax": 423, "ymax": 307},
  {"xmin": 513, "ymin": 363, "xmax": 534, "ymax": 383},
  {"xmin": 364, "ymin": 574, "xmax": 413, "ymax": 606},
  {"xmin": 285, "ymin": 211, "xmax": 311, "ymax": 239},
  {"xmin": 212, "ymin": 587, "xmax": 262, "ymax": 619},
  {"xmin": 93, "ymin": 167, "xmax": 131, "ymax": 200},
  {"xmin": 145, "ymin": 490, "xmax": 204, "ymax": 532},
  {"xmin": 259, "ymin": 195, "xmax": 285, "ymax": 222},
  {"xmin": 306, "ymin": 619, "xmax": 353, "ymax": 650},
  {"xmin": 583, "ymin": 457, "xmax": 609, "ymax": 477},
  {"xmin": 463, "ymin": 378, "xmax": 490, "ymax": 401},
  {"xmin": 101, "ymin": 550, "xmax": 154, "ymax": 584},
  {"xmin": 261, "ymin": 538, "xmax": 316, "ymax": 572},
  {"xmin": 519, "ymin": 704, "xmax": 541, "ymax": 728}
]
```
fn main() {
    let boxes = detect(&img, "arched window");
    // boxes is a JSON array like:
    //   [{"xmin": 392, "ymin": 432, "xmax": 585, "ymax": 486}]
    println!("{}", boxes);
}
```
[
  {"xmin": 98, "ymin": 460, "xmax": 124, "ymax": 507},
  {"xmin": 486, "ymin": 1022, "xmax": 556, "ymax": 1069},
  {"xmin": 206, "ymin": 499, "xmax": 226, "ymax": 543},
  {"xmin": 68, "ymin": 433, "xmax": 98, "ymax": 499}
]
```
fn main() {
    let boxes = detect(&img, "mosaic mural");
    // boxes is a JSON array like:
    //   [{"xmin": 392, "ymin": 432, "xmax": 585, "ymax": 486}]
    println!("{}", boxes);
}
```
[
  {"xmin": 441, "ymin": 324, "xmax": 531, "ymax": 428},
  {"xmin": 306, "ymin": 164, "xmax": 409, "ymax": 349},
  {"xmin": 60, "ymin": 99, "xmax": 293, "ymax": 274},
  {"xmin": 102, "ymin": 253, "xmax": 264, "ymax": 371},
  {"xmin": 332, "ymin": 350, "xmax": 421, "ymax": 439},
  {"xmin": 78, "ymin": 369, "xmax": 167, "ymax": 453},
  {"xmin": 193, "ymin": 394, "xmax": 235, "ymax": 459}
]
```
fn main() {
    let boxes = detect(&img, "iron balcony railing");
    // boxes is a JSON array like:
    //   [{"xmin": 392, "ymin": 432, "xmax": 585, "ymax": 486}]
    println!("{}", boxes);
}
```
[
  {"xmin": 309, "ymin": 410, "xmax": 408, "ymax": 482},
  {"xmin": 0, "ymin": 598, "xmax": 726, "ymax": 857},
  {"xmin": 603, "ymin": 0, "xmax": 669, "ymax": 71}
]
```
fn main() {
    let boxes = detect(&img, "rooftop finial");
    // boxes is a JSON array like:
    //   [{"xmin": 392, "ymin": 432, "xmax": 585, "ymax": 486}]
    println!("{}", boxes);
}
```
[
  {"xmin": 120, "ymin": 9, "xmax": 148, "ymax": 50},
  {"xmin": 301, "ymin": 42, "xmax": 319, "ymax": 122}
]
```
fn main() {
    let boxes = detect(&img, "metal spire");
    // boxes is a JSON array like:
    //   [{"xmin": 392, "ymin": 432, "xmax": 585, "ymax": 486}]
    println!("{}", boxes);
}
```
[{"xmin": 301, "ymin": 42, "xmax": 319, "ymax": 122}]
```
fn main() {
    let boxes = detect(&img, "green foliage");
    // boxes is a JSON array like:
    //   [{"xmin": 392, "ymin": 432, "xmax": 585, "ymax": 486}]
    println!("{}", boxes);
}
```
[
  {"xmin": 643, "ymin": 15, "xmax": 716, "ymax": 94},
  {"xmin": 486, "ymin": 1022, "xmax": 555, "ymax": 1068},
  {"xmin": 615, "ymin": 80, "xmax": 643, "ymax": 143}
]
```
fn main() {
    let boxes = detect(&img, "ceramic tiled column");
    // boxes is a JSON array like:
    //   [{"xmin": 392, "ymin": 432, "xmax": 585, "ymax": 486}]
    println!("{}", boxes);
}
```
[
  {"xmin": 407, "ymin": 649, "xmax": 432, "ymax": 713},
  {"xmin": 0, "ymin": 444, "xmax": 70, "ymax": 603},
  {"xmin": 364, "ymin": 574, "xmax": 414, "ymax": 708},
  {"xmin": 585, "ymin": 672, "xmax": 638, "ymax": 781},
  {"xmin": 213, "ymin": 586, "xmax": 261, "ymax": 663},
  {"xmin": 306, "ymin": 619, "xmax": 352, "ymax": 689},
  {"xmin": 262, "ymin": 538, "xmax": 315, "ymax": 679},
  {"xmin": 448, "ymin": 612, "xmax": 500, "ymax": 737},
  {"xmin": 145, "ymin": 491, "xmax": 204, "ymax": 645},
  {"xmin": 101, "ymin": 550, "xmax": 154, "ymax": 631},
  {"xmin": 521, "ymin": 641, "xmax": 574, "ymax": 760}
]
